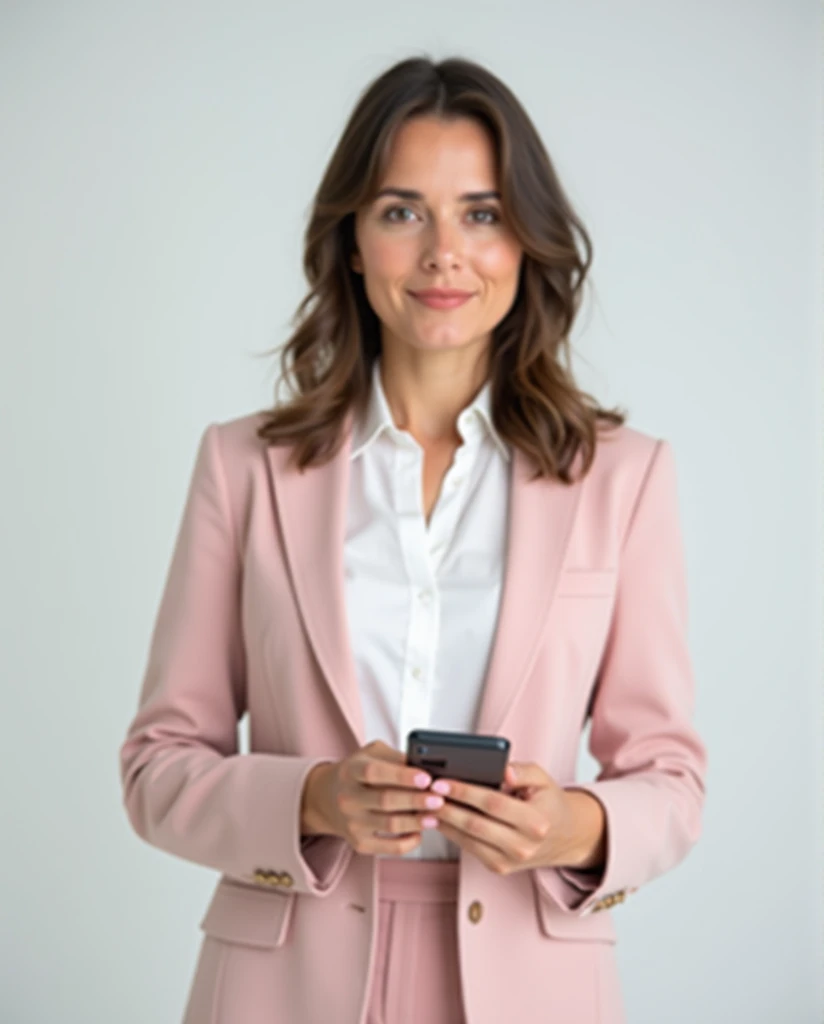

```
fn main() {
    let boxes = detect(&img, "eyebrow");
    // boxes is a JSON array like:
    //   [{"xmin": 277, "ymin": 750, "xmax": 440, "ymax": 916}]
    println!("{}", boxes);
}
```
[{"xmin": 373, "ymin": 187, "xmax": 501, "ymax": 202}]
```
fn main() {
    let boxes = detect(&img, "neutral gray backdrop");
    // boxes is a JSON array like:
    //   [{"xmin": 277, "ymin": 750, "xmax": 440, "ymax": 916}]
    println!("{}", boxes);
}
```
[{"xmin": 1, "ymin": 2, "xmax": 821, "ymax": 1022}]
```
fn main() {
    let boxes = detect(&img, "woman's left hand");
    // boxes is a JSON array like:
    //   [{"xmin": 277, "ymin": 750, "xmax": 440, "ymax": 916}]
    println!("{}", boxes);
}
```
[{"xmin": 427, "ymin": 761, "xmax": 585, "ymax": 876}]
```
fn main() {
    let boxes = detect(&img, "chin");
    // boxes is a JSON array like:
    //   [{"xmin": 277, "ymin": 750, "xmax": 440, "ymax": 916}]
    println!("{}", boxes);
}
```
[
  {"xmin": 411, "ymin": 323, "xmax": 478, "ymax": 344},
  {"xmin": 410, "ymin": 335, "xmax": 476, "ymax": 352}
]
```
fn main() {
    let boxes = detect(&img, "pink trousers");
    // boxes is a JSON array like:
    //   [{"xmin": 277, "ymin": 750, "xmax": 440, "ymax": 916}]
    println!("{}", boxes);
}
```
[{"xmin": 365, "ymin": 858, "xmax": 466, "ymax": 1024}]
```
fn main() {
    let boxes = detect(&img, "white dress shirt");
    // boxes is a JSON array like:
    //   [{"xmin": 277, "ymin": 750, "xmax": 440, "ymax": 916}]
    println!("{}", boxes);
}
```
[{"xmin": 344, "ymin": 356, "xmax": 512, "ymax": 860}]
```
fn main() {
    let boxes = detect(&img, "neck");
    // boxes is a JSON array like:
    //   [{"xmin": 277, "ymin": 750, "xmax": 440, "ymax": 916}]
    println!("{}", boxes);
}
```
[{"xmin": 377, "ymin": 344, "xmax": 490, "ymax": 446}]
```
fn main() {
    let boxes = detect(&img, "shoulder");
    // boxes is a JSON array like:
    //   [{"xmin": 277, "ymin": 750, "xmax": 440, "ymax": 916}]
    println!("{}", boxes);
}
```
[
  {"xmin": 209, "ymin": 409, "xmax": 271, "ymax": 463},
  {"xmin": 585, "ymin": 421, "xmax": 677, "ymax": 512},
  {"xmin": 590, "ymin": 420, "xmax": 661, "ymax": 475},
  {"xmin": 198, "ymin": 412, "xmax": 275, "ymax": 527}
]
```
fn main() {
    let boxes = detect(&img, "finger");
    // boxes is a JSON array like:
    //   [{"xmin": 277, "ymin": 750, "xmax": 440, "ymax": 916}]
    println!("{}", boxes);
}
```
[
  {"xmin": 435, "ymin": 818, "xmax": 511, "ymax": 870},
  {"xmin": 438, "ymin": 804, "xmax": 539, "ymax": 866},
  {"xmin": 368, "ymin": 740, "xmax": 437, "ymax": 789},
  {"xmin": 367, "ymin": 808, "xmax": 440, "ymax": 836},
  {"xmin": 435, "ymin": 778, "xmax": 544, "ymax": 836},
  {"xmin": 357, "ymin": 753, "xmax": 432, "ymax": 791},
  {"xmin": 367, "ymin": 785, "xmax": 446, "ymax": 816},
  {"xmin": 356, "ymin": 830, "xmax": 423, "ymax": 856}
]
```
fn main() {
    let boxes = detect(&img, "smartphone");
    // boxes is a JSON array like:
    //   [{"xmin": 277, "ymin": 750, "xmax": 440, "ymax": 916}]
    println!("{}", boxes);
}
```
[{"xmin": 405, "ymin": 729, "xmax": 510, "ymax": 797}]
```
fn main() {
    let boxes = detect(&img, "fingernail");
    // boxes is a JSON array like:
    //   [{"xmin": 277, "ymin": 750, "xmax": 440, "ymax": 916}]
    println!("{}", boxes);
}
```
[
  {"xmin": 425, "ymin": 795, "xmax": 444, "ymax": 809},
  {"xmin": 421, "ymin": 816, "xmax": 438, "ymax": 829},
  {"xmin": 431, "ymin": 780, "xmax": 450, "ymax": 796},
  {"xmin": 414, "ymin": 772, "xmax": 431, "ymax": 788}
]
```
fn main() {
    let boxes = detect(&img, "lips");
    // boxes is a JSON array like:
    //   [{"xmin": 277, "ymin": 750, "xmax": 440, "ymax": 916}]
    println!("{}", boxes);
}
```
[{"xmin": 409, "ymin": 289, "xmax": 474, "ymax": 309}]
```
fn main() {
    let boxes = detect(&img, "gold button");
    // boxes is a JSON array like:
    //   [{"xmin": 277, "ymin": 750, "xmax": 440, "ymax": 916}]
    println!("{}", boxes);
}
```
[
  {"xmin": 280, "ymin": 873, "xmax": 294, "ymax": 888},
  {"xmin": 467, "ymin": 900, "xmax": 483, "ymax": 924},
  {"xmin": 253, "ymin": 869, "xmax": 280, "ymax": 886}
]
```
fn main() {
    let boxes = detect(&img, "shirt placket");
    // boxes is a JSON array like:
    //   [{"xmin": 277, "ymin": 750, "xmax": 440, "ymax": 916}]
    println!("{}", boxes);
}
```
[
  {"xmin": 391, "ymin": 429, "xmax": 475, "ymax": 752},
  {"xmin": 393, "ymin": 435, "xmax": 438, "ymax": 752}
]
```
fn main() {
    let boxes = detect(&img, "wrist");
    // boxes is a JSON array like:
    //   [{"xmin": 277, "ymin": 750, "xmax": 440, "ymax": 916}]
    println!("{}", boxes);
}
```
[
  {"xmin": 300, "ymin": 761, "xmax": 336, "ymax": 837},
  {"xmin": 560, "ymin": 789, "xmax": 606, "ymax": 871}
]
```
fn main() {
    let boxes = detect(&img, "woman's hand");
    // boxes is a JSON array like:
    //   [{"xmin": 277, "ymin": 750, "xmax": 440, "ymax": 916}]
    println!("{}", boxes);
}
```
[
  {"xmin": 427, "ymin": 761, "xmax": 604, "ymax": 876},
  {"xmin": 302, "ymin": 740, "xmax": 446, "ymax": 857}
]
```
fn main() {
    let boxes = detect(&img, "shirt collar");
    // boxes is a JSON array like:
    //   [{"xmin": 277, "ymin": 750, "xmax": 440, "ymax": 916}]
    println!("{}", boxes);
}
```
[{"xmin": 349, "ymin": 356, "xmax": 510, "ymax": 463}]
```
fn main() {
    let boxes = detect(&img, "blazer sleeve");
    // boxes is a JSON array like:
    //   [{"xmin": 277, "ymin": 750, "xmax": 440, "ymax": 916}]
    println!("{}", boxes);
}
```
[
  {"xmin": 118, "ymin": 423, "xmax": 352, "ymax": 897},
  {"xmin": 532, "ymin": 438, "xmax": 708, "ymax": 915}
]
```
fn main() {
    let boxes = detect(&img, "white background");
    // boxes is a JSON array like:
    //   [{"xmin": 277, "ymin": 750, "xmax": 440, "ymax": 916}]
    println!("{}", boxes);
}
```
[{"xmin": 1, "ymin": 2, "xmax": 821, "ymax": 1021}]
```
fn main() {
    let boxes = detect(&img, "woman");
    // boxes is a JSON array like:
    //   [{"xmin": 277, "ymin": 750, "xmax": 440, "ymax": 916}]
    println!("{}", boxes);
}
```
[{"xmin": 119, "ymin": 54, "xmax": 707, "ymax": 1024}]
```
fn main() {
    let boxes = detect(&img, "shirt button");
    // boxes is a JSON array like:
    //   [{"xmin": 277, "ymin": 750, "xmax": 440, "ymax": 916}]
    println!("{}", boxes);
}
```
[
  {"xmin": 418, "ymin": 589, "xmax": 432, "ymax": 605},
  {"xmin": 412, "ymin": 667, "xmax": 422, "ymax": 679},
  {"xmin": 468, "ymin": 900, "xmax": 483, "ymax": 924}
]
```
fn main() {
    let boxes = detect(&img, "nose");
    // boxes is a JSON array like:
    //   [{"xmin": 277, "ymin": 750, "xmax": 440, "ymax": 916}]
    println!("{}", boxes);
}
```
[{"xmin": 421, "ymin": 216, "xmax": 463, "ymax": 270}]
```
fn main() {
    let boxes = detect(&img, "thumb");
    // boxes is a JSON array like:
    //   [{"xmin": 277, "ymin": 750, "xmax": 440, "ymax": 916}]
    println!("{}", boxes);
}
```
[
  {"xmin": 506, "ymin": 762, "xmax": 546, "ymax": 786},
  {"xmin": 366, "ymin": 739, "xmax": 406, "ymax": 763}
]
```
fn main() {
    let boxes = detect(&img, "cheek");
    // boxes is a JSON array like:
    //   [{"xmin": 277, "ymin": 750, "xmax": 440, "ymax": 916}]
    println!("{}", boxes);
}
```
[
  {"xmin": 474, "ymin": 240, "xmax": 522, "ymax": 280},
  {"xmin": 364, "ymin": 236, "xmax": 416, "ymax": 278}
]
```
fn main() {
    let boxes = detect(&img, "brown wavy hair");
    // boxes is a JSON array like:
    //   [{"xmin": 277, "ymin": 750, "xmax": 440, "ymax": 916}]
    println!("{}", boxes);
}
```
[{"xmin": 255, "ymin": 54, "xmax": 627, "ymax": 484}]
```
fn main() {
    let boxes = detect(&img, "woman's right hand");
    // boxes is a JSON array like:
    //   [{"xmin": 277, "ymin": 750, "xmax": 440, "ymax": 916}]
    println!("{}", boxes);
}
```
[{"xmin": 302, "ymin": 740, "xmax": 445, "ymax": 856}]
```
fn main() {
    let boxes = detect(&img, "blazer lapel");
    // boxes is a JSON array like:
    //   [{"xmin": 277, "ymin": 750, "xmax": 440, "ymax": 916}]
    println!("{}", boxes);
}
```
[
  {"xmin": 267, "ymin": 414, "xmax": 367, "ymax": 747},
  {"xmin": 473, "ymin": 443, "xmax": 582, "ymax": 738},
  {"xmin": 269, "ymin": 411, "xmax": 584, "ymax": 751}
]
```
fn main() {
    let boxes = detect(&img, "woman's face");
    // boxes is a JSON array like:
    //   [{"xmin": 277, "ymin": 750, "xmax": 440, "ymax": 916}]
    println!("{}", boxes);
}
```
[{"xmin": 351, "ymin": 116, "xmax": 523, "ymax": 360}]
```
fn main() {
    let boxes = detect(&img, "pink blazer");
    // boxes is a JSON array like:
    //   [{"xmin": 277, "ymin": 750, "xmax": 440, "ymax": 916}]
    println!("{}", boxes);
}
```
[{"xmin": 119, "ymin": 410, "xmax": 707, "ymax": 1024}]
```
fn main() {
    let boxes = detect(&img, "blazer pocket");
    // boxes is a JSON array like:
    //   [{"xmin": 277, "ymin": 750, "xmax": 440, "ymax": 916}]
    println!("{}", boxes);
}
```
[
  {"xmin": 533, "ymin": 884, "xmax": 617, "ymax": 944},
  {"xmin": 555, "ymin": 568, "xmax": 617, "ymax": 598},
  {"xmin": 199, "ymin": 877, "xmax": 295, "ymax": 950}
]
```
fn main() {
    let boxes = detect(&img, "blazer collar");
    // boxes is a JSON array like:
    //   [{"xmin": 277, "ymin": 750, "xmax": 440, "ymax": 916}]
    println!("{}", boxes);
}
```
[{"xmin": 267, "ymin": 409, "xmax": 582, "ymax": 749}]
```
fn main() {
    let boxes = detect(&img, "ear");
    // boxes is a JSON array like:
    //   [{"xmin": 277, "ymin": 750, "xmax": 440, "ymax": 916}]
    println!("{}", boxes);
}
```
[{"xmin": 350, "ymin": 251, "xmax": 362, "ymax": 274}]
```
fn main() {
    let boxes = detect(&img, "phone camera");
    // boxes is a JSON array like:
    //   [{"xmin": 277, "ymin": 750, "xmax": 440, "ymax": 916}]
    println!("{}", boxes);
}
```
[{"xmin": 416, "ymin": 745, "xmax": 428, "ymax": 754}]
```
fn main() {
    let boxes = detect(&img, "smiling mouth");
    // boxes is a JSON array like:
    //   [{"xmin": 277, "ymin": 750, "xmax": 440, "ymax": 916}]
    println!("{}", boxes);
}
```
[{"xmin": 410, "ymin": 292, "xmax": 474, "ymax": 309}]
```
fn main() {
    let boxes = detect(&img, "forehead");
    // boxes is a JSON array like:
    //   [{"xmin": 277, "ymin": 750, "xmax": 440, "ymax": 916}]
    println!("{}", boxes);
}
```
[{"xmin": 378, "ymin": 116, "xmax": 499, "ymax": 190}]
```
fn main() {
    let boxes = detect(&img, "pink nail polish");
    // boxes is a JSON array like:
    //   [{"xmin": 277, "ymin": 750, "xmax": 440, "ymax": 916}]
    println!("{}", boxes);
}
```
[
  {"xmin": 431, "ymin": 780, "xmax": 450, "ymax": 796},
  {"xmin": 421, "ymin": 816, "xmax": 438, "ymax": 829},
  {"xmin": 414, "ymin": 772, "xmax": 431, "ymax": 788}
]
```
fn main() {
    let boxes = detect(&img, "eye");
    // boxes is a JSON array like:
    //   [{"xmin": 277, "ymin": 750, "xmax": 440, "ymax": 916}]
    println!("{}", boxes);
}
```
[
  {"xmin": 469, "ymin": 207, "xmax": 501, "ymax": 225},
  {"xmin": 381, "ymin": 204, "xmax": 416, "ymax": 223},
  {"xmin": 379, "ymin": 204, "xmax": 501, "ymax": 226}
]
